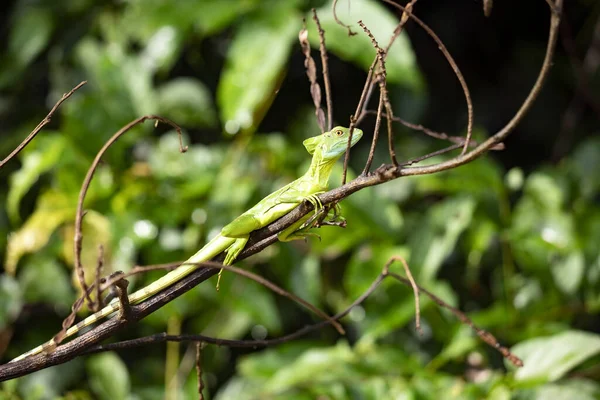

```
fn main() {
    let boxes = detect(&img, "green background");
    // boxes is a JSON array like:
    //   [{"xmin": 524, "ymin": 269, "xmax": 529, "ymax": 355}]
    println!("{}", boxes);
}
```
[{"xmin": 1, "ymin": 0, "xmax": 599, "ymax": 399}]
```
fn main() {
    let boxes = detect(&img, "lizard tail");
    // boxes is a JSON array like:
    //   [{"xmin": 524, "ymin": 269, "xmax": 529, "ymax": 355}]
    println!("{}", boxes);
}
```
[{"xmin": 11, "ymin": 235, "xmax": 235, "ymax": 362}]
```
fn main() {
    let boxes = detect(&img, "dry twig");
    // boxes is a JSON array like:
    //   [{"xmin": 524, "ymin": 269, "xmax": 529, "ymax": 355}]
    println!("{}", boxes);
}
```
[{"xmin": 0, "ymin": 81, "xmax": 87, "ymax": 169}]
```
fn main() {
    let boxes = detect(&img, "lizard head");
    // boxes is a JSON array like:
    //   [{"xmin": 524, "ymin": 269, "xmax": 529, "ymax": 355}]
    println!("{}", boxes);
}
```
[{"xmin": 303, "ymin": 126, "xmax": 363, "ymax": 160}]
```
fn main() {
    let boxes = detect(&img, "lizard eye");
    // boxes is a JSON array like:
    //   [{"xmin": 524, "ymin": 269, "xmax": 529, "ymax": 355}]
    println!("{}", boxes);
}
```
[{"xmin": 335, "ymin": 129, "xmax": 344, "ymax": 136}]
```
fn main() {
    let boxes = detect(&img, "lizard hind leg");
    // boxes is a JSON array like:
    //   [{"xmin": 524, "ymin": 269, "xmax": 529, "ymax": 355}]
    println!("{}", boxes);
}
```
[
  {"xmin": 217, "ymin": 214, "xmax": 258, "ymax": 291},
  {"xmin": 216, "ymin": 236, "xmax": 249, "ymax": 291}
]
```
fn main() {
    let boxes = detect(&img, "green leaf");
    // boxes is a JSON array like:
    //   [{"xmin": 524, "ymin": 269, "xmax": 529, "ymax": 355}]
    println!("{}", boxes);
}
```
[
  {"xmin": 523, "ymin": 172, "xmax": 565, "ymax": 211},
  {"xmin": 408, "ymin": 196, "xmax": 475, "ymax": 281},
  {"xmin": 570, "ymin": 137, "xmax": 600, "ymax": 200},
  {"xmin": 230, "ymin": 280, "xmax": 281, "ymax": 332},
  {"xmin": 510, "ymin": 330, "xmax": 600, "ymax": 383},
  {"xmin": 428, "ymin": 325, "xmax": 478, "ymax": 370},
  {"xmin": 8, "ymin": 7, "xmax": 54, "ymax": 67},
  {"xmin": 311, "ymin": 0, "xmax": 422, "ymax": 89},
  {"xmin": 19, "ymin": 256, "xmax": 74, "ymax": 310},
  {"xmin": 5, "ymin": 191, "xmax": 75, "ymax": 275},
  {"xmin": 195, "ymin": 0, "xmax": 262, "ymax": 36},
  {"xmin": 290, "ymin": 254, "xmax": 322, "ymax": 307},
  {"xmin": 510, "ymin": 172, "xmax": 577, "ymax": 273},
  {"xmin": 17, "ymin": 360, "xmax": 85, "ymax": 400},
  {"xmin": 0, "ymin": 275, "xmax": 22, "ymax": 330},
  {"xmin": 157, "ymin": 77, "xmax": 217, "ymax": 127},
  {"xmin": 217, "ymin": 5, "xmax": 301, "ymax": 135},
  {"xmin": 61, "ymin": 210, "xmax": 113, "ymax": 288},
  {"xmin": 550, "ymin": 251, "xmax": 585, "ymax": 295},
  {"xmin": 519, "ymin": 379, "xmax": 600, "ymax": 400},
  {"xmin": 7, "ymin": 133, "xmax": 67, "ymax": 223},
  {"xmin": 86, "ymin": 353, "xmax": 131, "ymax": 400}
]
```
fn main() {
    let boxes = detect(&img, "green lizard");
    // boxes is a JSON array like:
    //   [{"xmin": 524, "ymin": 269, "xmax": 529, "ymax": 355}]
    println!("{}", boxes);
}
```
[{"xmin": 11, "ymin": 126, "xmax": 363, "ymax": 362}]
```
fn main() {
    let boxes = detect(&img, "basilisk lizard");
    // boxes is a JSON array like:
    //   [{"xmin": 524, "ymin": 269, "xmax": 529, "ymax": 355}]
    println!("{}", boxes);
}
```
[{"xmin": 12, "ymin": 126, "xmax": 363, "ymax": 362}]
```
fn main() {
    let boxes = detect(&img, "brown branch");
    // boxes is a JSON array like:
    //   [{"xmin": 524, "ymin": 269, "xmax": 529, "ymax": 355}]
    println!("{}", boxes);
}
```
[
  {"xmin": 74, "ymin": 115, "xmax": 185, "ymax": 310},
  {"xmin": 312, "ymin": 10, "xmax": 334, "ymax": 131},
  {"xmin": 196, "ymin": 343, "xmax": 205, "ymax": 400},
  {"xmin": 483, "ymin": 0, "xmax": 493, "ymax": 17},
  {"xmin": 0, "ymin": 81, "xmax": 87, "ymax": 169}
]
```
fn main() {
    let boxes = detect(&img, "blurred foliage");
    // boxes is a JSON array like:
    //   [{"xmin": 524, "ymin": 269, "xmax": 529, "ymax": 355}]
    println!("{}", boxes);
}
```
[{"xmin": 0, "ymin": 0, "xmax": 599, "ymax": 399}]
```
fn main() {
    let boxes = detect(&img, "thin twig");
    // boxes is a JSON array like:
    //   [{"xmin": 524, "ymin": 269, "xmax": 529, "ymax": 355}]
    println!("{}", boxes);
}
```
[
  {"xmin": 386, "ymin": 257, "xmax": 421, "ymax": 333},
  {"xmin": 342, "ymin": 57, "xmax": 378, "ymax": 184},
  {"xmin": 312, "ymin": 9, "xmax": 333, "ymax": 131},
  {"xmin": 362, "ymin": 91, "xmax": 385, "ymax": 175},
  {"xmin": 94, "ymin": 245, "xmax": 105, "ymax": 312},
  {"xmin": 0, "ymin": 81, "xmax": 87, "ymax": 169},
  {"xmin": 384, "ymin": 0, "xmax": 418, "ymax": 55},
  {"xmin": 331, "ymin": 0, "xmax": 356, "ymax": 36},
  {"xmin": 365, "ymin": 110, "xmax": 505, "ymax": 150},
  {"xmin": 398, "ymin": 143, "xmax": 463, "ymax": 167},
  {"xmin": 196, "ymin": 343, "xmax": 205, "ymax": 400}
]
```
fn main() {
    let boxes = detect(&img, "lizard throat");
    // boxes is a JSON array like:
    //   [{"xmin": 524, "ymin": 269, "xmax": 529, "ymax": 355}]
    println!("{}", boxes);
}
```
[{"xmin": 305, "ymin": 150, "xmax": 338, "ymax": 189}]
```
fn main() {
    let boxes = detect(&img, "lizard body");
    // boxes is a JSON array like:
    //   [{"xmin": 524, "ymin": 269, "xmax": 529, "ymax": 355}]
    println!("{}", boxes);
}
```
[{"xmin": 11, "ymin": 126, "xmax": 362, "ymax": 362}]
